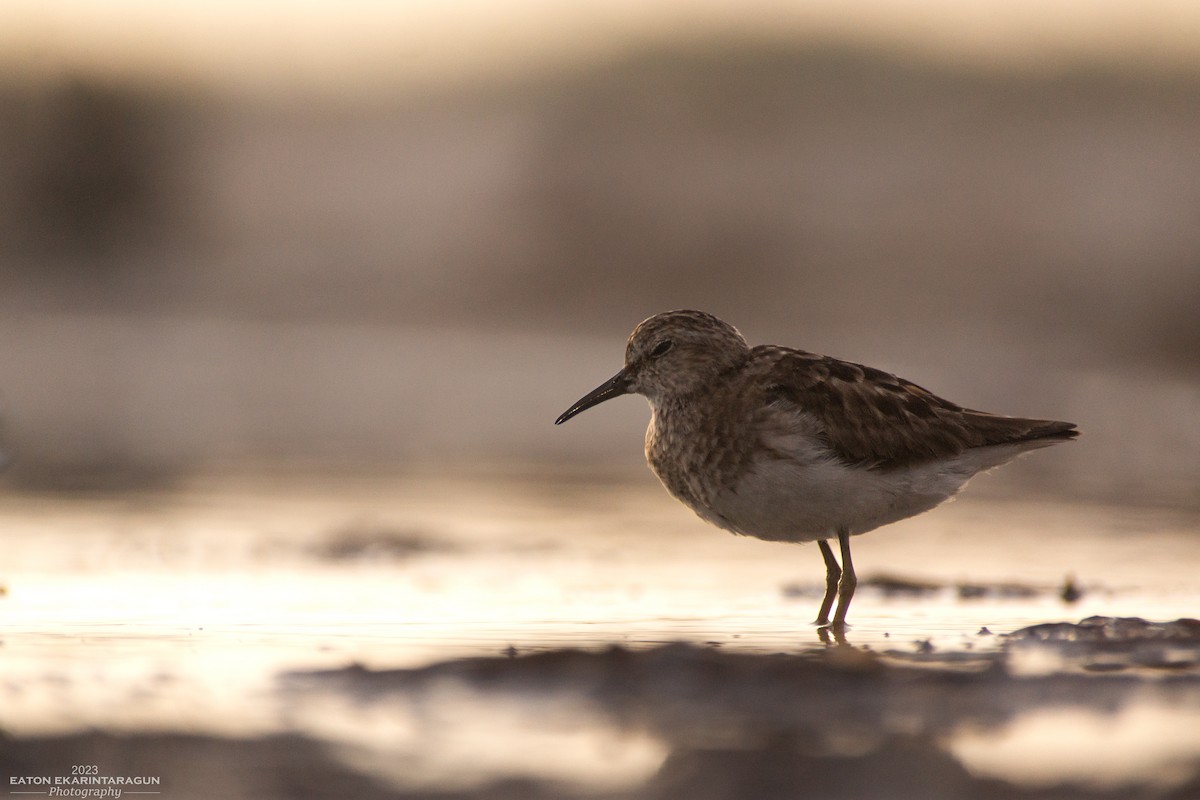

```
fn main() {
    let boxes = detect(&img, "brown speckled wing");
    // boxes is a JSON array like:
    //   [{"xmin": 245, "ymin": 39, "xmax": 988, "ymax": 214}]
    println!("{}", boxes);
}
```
[{"xmin": 752, "ymin": 346, "xmax": 1078, "ymax": 469}]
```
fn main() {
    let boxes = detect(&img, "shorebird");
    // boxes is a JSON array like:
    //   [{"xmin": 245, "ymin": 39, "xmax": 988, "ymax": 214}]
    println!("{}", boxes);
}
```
[{"xmin": 555, "ymin": 310, "xmax": 1077, "ymax": 628}]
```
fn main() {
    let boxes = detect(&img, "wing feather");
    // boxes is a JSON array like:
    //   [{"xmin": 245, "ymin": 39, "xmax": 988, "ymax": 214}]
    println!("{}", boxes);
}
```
[{"xmin": 753, "ymin": 347, "xmax": 1077, "ymax": 469}]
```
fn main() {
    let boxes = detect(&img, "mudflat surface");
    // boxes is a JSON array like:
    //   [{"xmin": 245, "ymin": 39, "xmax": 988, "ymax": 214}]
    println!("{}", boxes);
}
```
[{"xmin": 1, "ymin": 470, "xmax": 1199, "ymax": 798}]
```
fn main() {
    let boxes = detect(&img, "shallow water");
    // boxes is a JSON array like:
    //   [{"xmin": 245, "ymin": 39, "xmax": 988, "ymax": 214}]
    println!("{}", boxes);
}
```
[{"xmin": 1, "ymin": 468, "xmax": 1198, "ymax": 796}]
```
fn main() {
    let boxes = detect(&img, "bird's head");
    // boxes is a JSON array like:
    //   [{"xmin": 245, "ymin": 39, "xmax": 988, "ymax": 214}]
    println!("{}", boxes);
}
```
[{"xmin": 555, "ymin": 310, "xmax": 750, "ymax": 424}]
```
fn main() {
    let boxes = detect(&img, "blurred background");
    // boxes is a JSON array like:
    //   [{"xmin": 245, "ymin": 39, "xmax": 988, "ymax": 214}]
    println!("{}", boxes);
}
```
[{"xmin": 0, "ymin": 0, "xmax": 1197, "ymax": 506}]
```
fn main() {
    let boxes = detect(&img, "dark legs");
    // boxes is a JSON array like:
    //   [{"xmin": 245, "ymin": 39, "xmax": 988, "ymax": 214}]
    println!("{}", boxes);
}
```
[
  {"xmin": 815, "ymin": 527, "xmax": 856, "ymax": 628},
  {"xmin": 815, "ymin": 539, "xmax": 841, "ymax": 625},
  {"xmin": 832, "ymin": 527, "xmax": 856, "ymax": 626}
]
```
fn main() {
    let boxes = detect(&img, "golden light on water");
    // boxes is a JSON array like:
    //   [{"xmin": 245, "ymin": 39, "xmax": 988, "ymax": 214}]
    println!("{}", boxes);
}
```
[{"xmin": 2, "ymin": 472, "xmax": 1199, "ymax": 737}]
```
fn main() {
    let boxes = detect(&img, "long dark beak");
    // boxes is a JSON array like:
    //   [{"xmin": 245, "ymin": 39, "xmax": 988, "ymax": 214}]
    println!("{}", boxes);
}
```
[{"xmin": 555, "ymin": 369, "xmax": 630, "ymax": 425}]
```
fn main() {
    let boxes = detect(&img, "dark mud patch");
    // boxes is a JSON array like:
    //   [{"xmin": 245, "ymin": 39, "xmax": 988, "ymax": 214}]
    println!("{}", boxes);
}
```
[
  {"xmin": 786, "ymin": 573, "xmax": 1085, "ymax": 603},
  {"xmin": 273, "ymin": 623, "xmax": 1200, "ymax": 799},
  {"xmin": 310, "ymin": 522, "xmax": 457, "ymax": 562},
  {"xmin": 1006, "ymin": 616, "xmax": 1200, "ymax": 672},
  {"xmin": 860, "ymin": 573, "xmax": 945, "ymax": 597}
]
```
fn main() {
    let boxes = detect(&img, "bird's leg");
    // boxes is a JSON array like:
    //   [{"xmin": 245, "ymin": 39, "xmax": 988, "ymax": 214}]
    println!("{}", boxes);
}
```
[
  {"xmin": 832, "ymin": 527, "xmax": 856, "ymax": 627},
  {"xmin": 815, "ymin": 538, "xmax": 841, "ymax": 625}
]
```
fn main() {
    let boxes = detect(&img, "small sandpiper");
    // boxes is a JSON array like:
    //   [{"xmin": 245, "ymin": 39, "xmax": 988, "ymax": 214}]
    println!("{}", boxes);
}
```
[{"xmin": 555, "ymin": 310, "xmax": 1077, "ymax": 629}]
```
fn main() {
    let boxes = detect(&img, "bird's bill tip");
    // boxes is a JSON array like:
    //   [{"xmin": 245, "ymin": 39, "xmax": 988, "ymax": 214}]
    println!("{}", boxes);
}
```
[{"xmin": 554, "ymin": 369, "xmax": 630, "ymax": 425}]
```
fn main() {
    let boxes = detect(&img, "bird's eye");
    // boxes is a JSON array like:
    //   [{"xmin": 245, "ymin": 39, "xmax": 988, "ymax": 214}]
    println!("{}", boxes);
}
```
[{"xmin": 649, "ymin": 340, "xmax": 673, "ymax": 358}]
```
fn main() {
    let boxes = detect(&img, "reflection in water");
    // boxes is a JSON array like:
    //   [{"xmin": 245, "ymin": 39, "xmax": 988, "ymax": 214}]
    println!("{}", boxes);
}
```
[
  {"xmin": 285, "ymin": 688, "xmax": 668, "ymax": 792},
  {"xmin": 0, "ymin": 470, "xmax": 1198, "ymax": 796},
  {"xmin": 952, "ymin": 705, "xmax": 1200, "ymax": 790},
  {"xmin": 284, "ymin": 638, "xmax": 1200, "ymax": 797}
]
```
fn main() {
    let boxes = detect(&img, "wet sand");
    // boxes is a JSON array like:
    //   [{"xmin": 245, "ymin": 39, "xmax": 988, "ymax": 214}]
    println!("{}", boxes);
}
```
[{"xmin": 1, "ymin": 470, "xmax": 1199, "ymax": 798}]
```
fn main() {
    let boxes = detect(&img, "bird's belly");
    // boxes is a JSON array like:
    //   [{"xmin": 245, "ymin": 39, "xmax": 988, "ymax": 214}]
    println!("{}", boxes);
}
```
[{"xmin": 695, "ymin": 456, "xmax": 970, "ymax": 543}]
